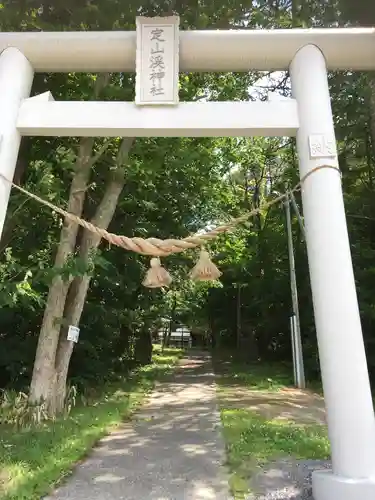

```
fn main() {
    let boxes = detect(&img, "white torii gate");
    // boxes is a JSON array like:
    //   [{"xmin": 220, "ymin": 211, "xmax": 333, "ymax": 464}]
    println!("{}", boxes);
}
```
[{"xmin": 1, "ymin": 23, "xmax": 375, "ymax": 500}]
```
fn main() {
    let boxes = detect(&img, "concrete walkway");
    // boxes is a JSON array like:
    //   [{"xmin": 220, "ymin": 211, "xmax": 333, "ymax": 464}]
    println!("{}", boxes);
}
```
[{"xmin": 46, "ymin": 353, "xmax": 230, "ymax": 500}]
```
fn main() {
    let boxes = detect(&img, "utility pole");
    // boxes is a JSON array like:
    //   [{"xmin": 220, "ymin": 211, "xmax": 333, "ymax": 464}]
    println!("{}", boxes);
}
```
[
  {"xmin": 284, "ymin": 192, "xmax": 305, "ymax": 389},
  {"xmin": 289, "ymin": 191, "xmax": 306, "ymax": 241},
  {"xmin": 236, "ymin": 284, "xmax": 242, "ymax": 349}
]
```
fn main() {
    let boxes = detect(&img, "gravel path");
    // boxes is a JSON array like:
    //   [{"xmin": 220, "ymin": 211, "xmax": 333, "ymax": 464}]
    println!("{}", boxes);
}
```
[
  {"xmin": 247, "ymin": 458, "xmax": 332, "ymax": 500},
  {"xmin": 44, "ymin": 352, "xmax": 330, "ymax": 500},
  {"xmin": 45, "ymin": 352, "xmax": 231, "ymax": 500}
]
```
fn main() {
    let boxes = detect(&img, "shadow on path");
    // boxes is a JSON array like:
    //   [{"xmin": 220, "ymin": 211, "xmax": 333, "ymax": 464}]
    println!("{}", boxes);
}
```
[{"xmin": 45, "ymin": 352, "xmax": 231, "ymax": 500}]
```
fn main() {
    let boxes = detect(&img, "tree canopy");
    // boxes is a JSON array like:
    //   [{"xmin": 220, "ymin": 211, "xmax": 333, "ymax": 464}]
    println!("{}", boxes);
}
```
[{"xmin": 1, "ymin": 0, "xmax": 375, "ymax": 415}]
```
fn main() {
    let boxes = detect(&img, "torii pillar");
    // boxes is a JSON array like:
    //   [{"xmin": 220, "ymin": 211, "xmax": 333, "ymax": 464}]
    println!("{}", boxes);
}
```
[
  {"xmin": 0, "ymin": 47, "xmax": 33, "ymax": 237},
  {"xmin": 290, "ymin": 44, "xmax": 375, "ymax": 500}
]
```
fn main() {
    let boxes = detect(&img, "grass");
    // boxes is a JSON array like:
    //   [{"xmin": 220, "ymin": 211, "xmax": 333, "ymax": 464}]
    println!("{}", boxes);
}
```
[
  {"xmin": 0, "ymin": 346, "xmax": 183, "ymax": 500},
  {"xmin": 218, "ymin": 357, "xmax": 295, "ymax": 392},
  {"xmin": 213, "ymin": 352, "xmax": 330, "ymax": 499}
]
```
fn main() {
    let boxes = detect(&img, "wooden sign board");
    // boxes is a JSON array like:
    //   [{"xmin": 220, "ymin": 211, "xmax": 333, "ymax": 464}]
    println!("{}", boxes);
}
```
[{"xmin": 135, "ymin": 16, "xmax": 179, "ymax": 106}]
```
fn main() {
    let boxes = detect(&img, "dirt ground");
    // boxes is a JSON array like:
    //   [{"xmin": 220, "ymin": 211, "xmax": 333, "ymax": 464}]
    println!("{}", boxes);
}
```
[{"xmin": 220, "ymin": 386, "xmax": 326, "ymax": 426}]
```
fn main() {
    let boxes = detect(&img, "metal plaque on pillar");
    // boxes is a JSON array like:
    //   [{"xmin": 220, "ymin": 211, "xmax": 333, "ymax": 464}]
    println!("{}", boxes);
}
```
[
  {"xmin": 135, "ymin": 16, "xmax": 179, "ymax": 106},
  {"xmin": 308, "ymin": 134, "xmax": 337, "ymax": 159}
]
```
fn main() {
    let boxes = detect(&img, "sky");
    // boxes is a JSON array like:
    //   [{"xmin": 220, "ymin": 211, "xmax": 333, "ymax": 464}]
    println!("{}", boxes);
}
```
[{"xmin": 248, "ymin": 71, "xmax": 290, "ymax": 101}]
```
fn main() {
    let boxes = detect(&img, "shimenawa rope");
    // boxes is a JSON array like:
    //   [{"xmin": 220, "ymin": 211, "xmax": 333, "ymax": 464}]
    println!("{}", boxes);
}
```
[{"xmin": 0, "ymin": 165, "xmax": 340, "ymax": 258}]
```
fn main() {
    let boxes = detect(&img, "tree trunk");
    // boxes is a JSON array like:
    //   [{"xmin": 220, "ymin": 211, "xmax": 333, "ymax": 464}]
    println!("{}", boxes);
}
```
[
  {"xmin": 367, "ymin": 73, "xmax": 375, "ymax": 173},
  {"xmin": 29, "ymin": 138, "xmax": 95, "ymax": 408},
  {"xmin": 29, "ymin": 75, "xmax": 111, "ymax": 413},
  {"xmin": 163, "ymin": 292, "xmax": 177, "ymax": 349},
  {"xmin": 134, "ymin": 327, "xmax": 153, "ymax": 366},
  {"xmin": 53, "ymin": 138, "xmax": 134, "ymax": 414}
]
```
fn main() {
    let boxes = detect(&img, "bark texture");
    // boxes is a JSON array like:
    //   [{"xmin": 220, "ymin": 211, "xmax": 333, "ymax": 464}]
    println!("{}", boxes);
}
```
[
  {"xmin": 29, "ymin": 74, "xmax": 115, "ymax": 414},
  {"xmin": 53, "ymin": 138, "xmax": 134, "ymax": 414}
]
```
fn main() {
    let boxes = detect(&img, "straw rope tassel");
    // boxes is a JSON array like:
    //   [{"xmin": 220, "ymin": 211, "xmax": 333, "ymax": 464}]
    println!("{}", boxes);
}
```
[
  {"xmin": 190, "ymin": 249, "xmax": 222, "ymax": 282},
  {"xmin": 142, "ymin": 257, "xmax": 172, "ymax": 288}
]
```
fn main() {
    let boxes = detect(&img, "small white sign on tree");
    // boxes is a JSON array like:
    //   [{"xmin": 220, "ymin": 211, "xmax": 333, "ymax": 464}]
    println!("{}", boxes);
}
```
[
  {"xmin": 135, "ymin": 16, "xmax": 179, "ymax": 106},
  {"xmin": 67, "ymin": 325, "xmax": 80, "ymax": 343}
]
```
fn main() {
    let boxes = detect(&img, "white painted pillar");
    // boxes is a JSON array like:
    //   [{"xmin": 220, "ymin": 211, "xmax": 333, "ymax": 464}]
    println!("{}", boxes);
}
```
[
  {"xmin": 0, "ymin": 48, "xmax": 34, "ymax": 239},
  {"xmin": 290, "ymin": 43, "xmax": 375, "ymax": 500}
]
